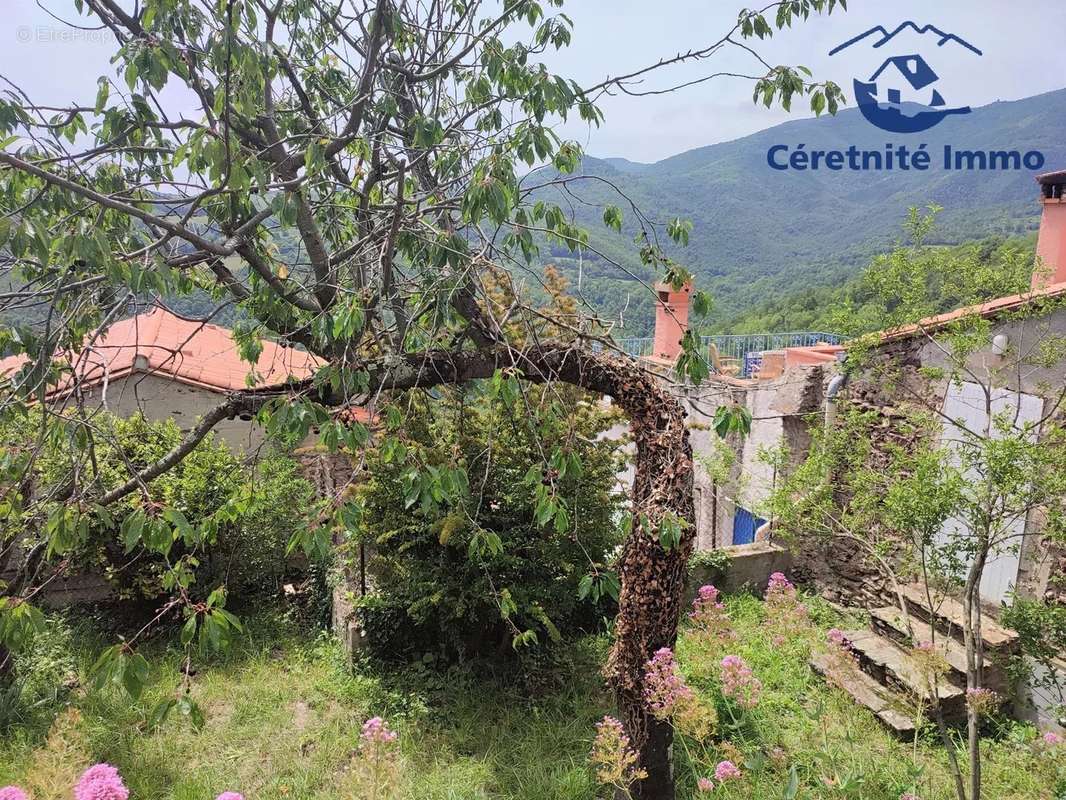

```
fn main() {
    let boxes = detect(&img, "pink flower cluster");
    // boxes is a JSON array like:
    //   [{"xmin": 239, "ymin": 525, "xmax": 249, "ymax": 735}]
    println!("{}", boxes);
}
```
[
  {"xmin": 1043, "ymin": 731, "xmax": 1063, "ymax": 746},
  {"xmin": 74, "ymin": 764, "xmax": 129, "ymax": 800},
  {"xmin": 643, "ymin": 647, "xmax": 695, "ymax": 720},
  {"xmin": 720, "ymin": 655, "xmax": 762, "ymax": 710},
  {"xmin": 690, "ymin": 584, "xmax": 723, "ymax": 619},
  {"xmin": 1, "ymin": 766, "xmax": 244, "ymax": 800},
  {"xmin": 766, "ymin": 572, "xmax": 795, "ymax": 597},
  {"xmin": 764, "ymin": 573, "xmax": 807, "ymax": 645},
  {"xmin": 714, "ymin": 760, "xmax": 742, "ymax": 781},
  {"xmin": 590, "ymin": 715, "xmax": 646, "ymax": 788},
  {"xmin": 965, "ymin": 687, "xmax": 999, "ymax": 716},
  {"xmin": 689, "ymin": 585, "xmax": 735, "ymax": 647},
  {"xmin": 696, "ymin": 776, "xmax": 715, "ymax": 792},
  {"xmin": 361, "ymin": 716, "xmax": 399, "ymax": 744}
]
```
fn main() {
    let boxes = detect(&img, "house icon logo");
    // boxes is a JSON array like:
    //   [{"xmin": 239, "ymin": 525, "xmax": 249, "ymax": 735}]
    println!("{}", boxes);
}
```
[{"xmin": 829, "ymin": 22, "xmax": 983, "ymax": 134}]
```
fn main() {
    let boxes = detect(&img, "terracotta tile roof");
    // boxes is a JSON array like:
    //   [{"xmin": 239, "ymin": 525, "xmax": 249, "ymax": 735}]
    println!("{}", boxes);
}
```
[
  {"xmin": 0, "ymin": 304, "xmax": 319, "ymax": 395},
  {"xmin": 880, "ymin": 280, "xmax": 1066, "ymax": 342}
]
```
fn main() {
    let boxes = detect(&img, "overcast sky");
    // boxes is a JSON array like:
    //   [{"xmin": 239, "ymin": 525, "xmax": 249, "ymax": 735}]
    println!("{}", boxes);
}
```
[{"xmin": 3, "ymin": 1, "xmax": 1064, "ymax": 163}]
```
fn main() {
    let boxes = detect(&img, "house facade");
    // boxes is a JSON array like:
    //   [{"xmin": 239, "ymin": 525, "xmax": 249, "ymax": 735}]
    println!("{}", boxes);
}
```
[{"xmin": 0, "ymin": 303, "xmax": 320, "ymax": 452}]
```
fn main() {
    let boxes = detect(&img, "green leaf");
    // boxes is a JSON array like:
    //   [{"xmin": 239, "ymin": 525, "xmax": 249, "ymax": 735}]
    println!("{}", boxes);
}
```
[
  {"xmin": 602, "ymin": 205, "xmax": 623, "ymax": 232},
  {"xmin": 147, "ymin": 698, "xmax": 177, "ymax": 730},
  {"xmin": 95, "ymin": 79, "xmax": 110, "ymax": 114},
  {"xmin": 577, "ymin": 574, "xmax": 593, "ymax": 600},
  {"xmin": 177, "ymin": 696, "xmax": 206, "ymax": 730},
  {"xmin": 782, "ymin": 765, "xmax": 800, "ymax": 799},
  {"xmin": 180, "ymin": 614, "xmax": 198, "ymax": 647},
  {"xmin": 121, "ymin": 652, "xmax": 150, "ymax": 699}
]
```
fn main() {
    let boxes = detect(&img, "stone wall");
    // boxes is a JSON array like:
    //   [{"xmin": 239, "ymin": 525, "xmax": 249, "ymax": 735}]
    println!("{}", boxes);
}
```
[{"xmin": 793, "ymin": 307, "xmax": 1066, "ymax": 610}]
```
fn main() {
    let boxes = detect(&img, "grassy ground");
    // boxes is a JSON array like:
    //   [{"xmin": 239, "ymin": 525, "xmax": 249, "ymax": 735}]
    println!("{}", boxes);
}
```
[{"xmin": 0, "ymin": 595, "xmax": 1060, "ymax": 799}]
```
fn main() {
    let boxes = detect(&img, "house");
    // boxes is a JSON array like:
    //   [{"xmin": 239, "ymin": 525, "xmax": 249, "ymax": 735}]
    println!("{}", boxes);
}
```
[{"xmin": 0, "ymin": 303, "xmax": 325, "ymax": 451}]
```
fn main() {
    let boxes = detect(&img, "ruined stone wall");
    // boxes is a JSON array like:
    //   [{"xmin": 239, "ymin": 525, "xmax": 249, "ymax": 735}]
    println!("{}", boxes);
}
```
[{"xmin": 792, "ymin": 309, "xmax": 1066, "ymax": 610}]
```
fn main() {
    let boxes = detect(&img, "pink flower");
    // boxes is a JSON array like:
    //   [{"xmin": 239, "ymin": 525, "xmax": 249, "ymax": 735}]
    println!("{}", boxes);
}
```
[
  {"xmin": 766, "ymin": 572, "xmax": 794, "ymax": 594},
  {"xmin": 1043, "ymin": 731, "xmax": 1063, "ymax": 745},
  {"xmin": 695, "ymin": 584, "xmax": 721, "ymax": 606},
  {"xmin": 697, "ymin": 776, "xmax": 715, "ymax": 792},
  {"xmin": 74, "ymin": 764, "xmax": 129, "ymax": 800},
  {"xmin": 590, "ymin": 716, "xmax": 645, "ymax": 787},
  {"xmin": 643, "ymin": 647, "xmax": 695, "ymax": 719},
  {"xmin": 714, "ymin": 760, "xmax": 741, "ymax": 781},
  {"xmin": 689, "ymin": 586, "xmax": 735, "ymax": 647},
  {"xmin": 361, "ymin": 716, "xmax": 398, "ymax": 744},
  {"xmin": 900, "ymin": 794, "xmax": 920, "ymax": 800},
  {"xmin": 720, "ymin": 655, "xmax": 762, "ymax": 709},
  {"xmin": 0, "ymin": 787, "xmax": 29, "ymax": 800},
  {"xmin": 216, "ymin": 794, "xmax": 245, "ymax": 800}
]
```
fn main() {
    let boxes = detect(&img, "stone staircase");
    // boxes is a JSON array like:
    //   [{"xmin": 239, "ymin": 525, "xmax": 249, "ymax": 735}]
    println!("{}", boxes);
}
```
[{"xmin": 810, "ymin": 584, "xmax": 1020, "ymax": 736}]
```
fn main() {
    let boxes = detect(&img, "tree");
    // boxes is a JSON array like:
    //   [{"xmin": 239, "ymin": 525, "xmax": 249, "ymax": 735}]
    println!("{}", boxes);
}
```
[{"xmin": 0, "ymin": 2, "xmax": 845, "ymax": 796}]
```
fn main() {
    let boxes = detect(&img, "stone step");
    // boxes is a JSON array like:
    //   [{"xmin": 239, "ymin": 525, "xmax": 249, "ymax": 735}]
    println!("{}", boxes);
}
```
[
  {"xmin": 899, "ymin": 584, "xmax": 1019, "ymax": 655},
  {"xmin": 810, "ymin": 652, "xmax": 916, "ymax": 737},
  {"xmin": 870, "ymin": 607, "xmax": 1008, "ymax": 692},
  {"xmin": 842, "ymin": 630, "xmax": 967, "ymax": 720}
]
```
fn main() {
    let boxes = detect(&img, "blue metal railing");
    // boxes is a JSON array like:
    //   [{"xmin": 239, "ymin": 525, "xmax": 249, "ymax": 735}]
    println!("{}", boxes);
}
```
[{"xmin": 613, "ymin": 331, "xmax": 844, "ymax": 377}]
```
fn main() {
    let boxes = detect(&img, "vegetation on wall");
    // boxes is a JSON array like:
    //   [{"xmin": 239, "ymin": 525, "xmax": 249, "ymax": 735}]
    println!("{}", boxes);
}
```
[{"xmin": 767, "ymin": 233, "xmax": 1066, "ymax": 800}]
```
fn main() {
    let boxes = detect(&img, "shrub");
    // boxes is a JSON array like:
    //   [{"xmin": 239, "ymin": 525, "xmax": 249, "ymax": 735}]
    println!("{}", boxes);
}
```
[
  {"xmin": 4, "ymin": 410, "xmax": 321, "ymax": 601},
  {"xmin": 352, "ymin": 386, "xmax": 625, "ymax": 662}
]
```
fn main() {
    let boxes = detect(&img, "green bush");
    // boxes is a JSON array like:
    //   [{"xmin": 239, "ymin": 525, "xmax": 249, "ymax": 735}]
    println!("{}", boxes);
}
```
[
  {"xmin": 5, "ymin": 411, "xmax": 321, "ymax": 601},
  {"xmin": 352, "ymin": 386, "xmax": 626, "ymax": 662}
]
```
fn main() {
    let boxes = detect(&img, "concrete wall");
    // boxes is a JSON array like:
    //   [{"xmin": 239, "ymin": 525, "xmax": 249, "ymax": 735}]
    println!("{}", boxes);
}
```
[
  {"xmin": 687, "ymin": 542, "xmax": 793, "ymax": 601},
  {"xmin": 63, "ymin": 372, "xmax": 268, "ymax": 452}
]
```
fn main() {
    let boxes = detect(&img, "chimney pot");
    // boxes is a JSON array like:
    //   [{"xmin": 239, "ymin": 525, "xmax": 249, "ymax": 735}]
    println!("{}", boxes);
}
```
[
  {"xmin": 651, "ymin": 281, "xmax": 692, "ymax": 362},
  {"xmin": 1033, "ymin": 169, "xmax": 1066, "ymax": 289}
]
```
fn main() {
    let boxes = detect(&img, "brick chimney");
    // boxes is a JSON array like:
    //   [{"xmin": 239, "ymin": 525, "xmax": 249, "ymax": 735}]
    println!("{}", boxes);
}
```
[
  {"xmin": 1034, "ymin": 170, "xmax": 1066, "ymax": 289},
  {"xmin": 651, "ymin": 281, "xmax": 692, "ymax": 361}
]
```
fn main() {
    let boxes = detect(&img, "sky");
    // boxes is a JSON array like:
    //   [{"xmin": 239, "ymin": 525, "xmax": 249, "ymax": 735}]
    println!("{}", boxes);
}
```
[{"xmin": 3, "ymin": 1, "xmax": 1065, "ymax": 163}]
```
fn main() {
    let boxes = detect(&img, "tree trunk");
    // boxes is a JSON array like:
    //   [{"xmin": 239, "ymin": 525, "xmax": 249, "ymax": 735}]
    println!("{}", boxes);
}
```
[{"xmin": 604, "ymin": 363, "xmax": 695, "ymax": 800}]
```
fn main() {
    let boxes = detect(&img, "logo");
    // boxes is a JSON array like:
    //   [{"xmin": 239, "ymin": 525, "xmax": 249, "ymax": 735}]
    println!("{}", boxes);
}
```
[{"xmin": 829, "ymin": 22, "xmax": 982, "ymax": 134}]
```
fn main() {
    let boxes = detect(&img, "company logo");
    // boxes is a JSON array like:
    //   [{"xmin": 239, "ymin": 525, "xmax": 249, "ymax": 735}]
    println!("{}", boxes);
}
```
[{"xmin": 829, "ymin": 22, "xmax": 982, "ymax": 134}]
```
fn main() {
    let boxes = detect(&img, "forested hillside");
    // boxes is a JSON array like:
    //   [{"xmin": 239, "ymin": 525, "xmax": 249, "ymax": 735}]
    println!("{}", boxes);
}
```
[{"xmin": 532, "ymin": 88, "xmax": 1066, "ymax": 334}]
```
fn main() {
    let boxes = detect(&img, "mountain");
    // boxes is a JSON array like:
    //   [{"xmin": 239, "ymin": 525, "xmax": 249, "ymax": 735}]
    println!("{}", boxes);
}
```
[{"xmin": 533, "ymin": 87, "xmax": 1066, "ymax": 335}]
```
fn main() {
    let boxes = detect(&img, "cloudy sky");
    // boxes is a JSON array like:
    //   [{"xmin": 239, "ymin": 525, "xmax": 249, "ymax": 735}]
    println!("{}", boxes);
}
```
[{"xmin": 3, "ymin": 1, "xmax": 1064, "ymax": 163}]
